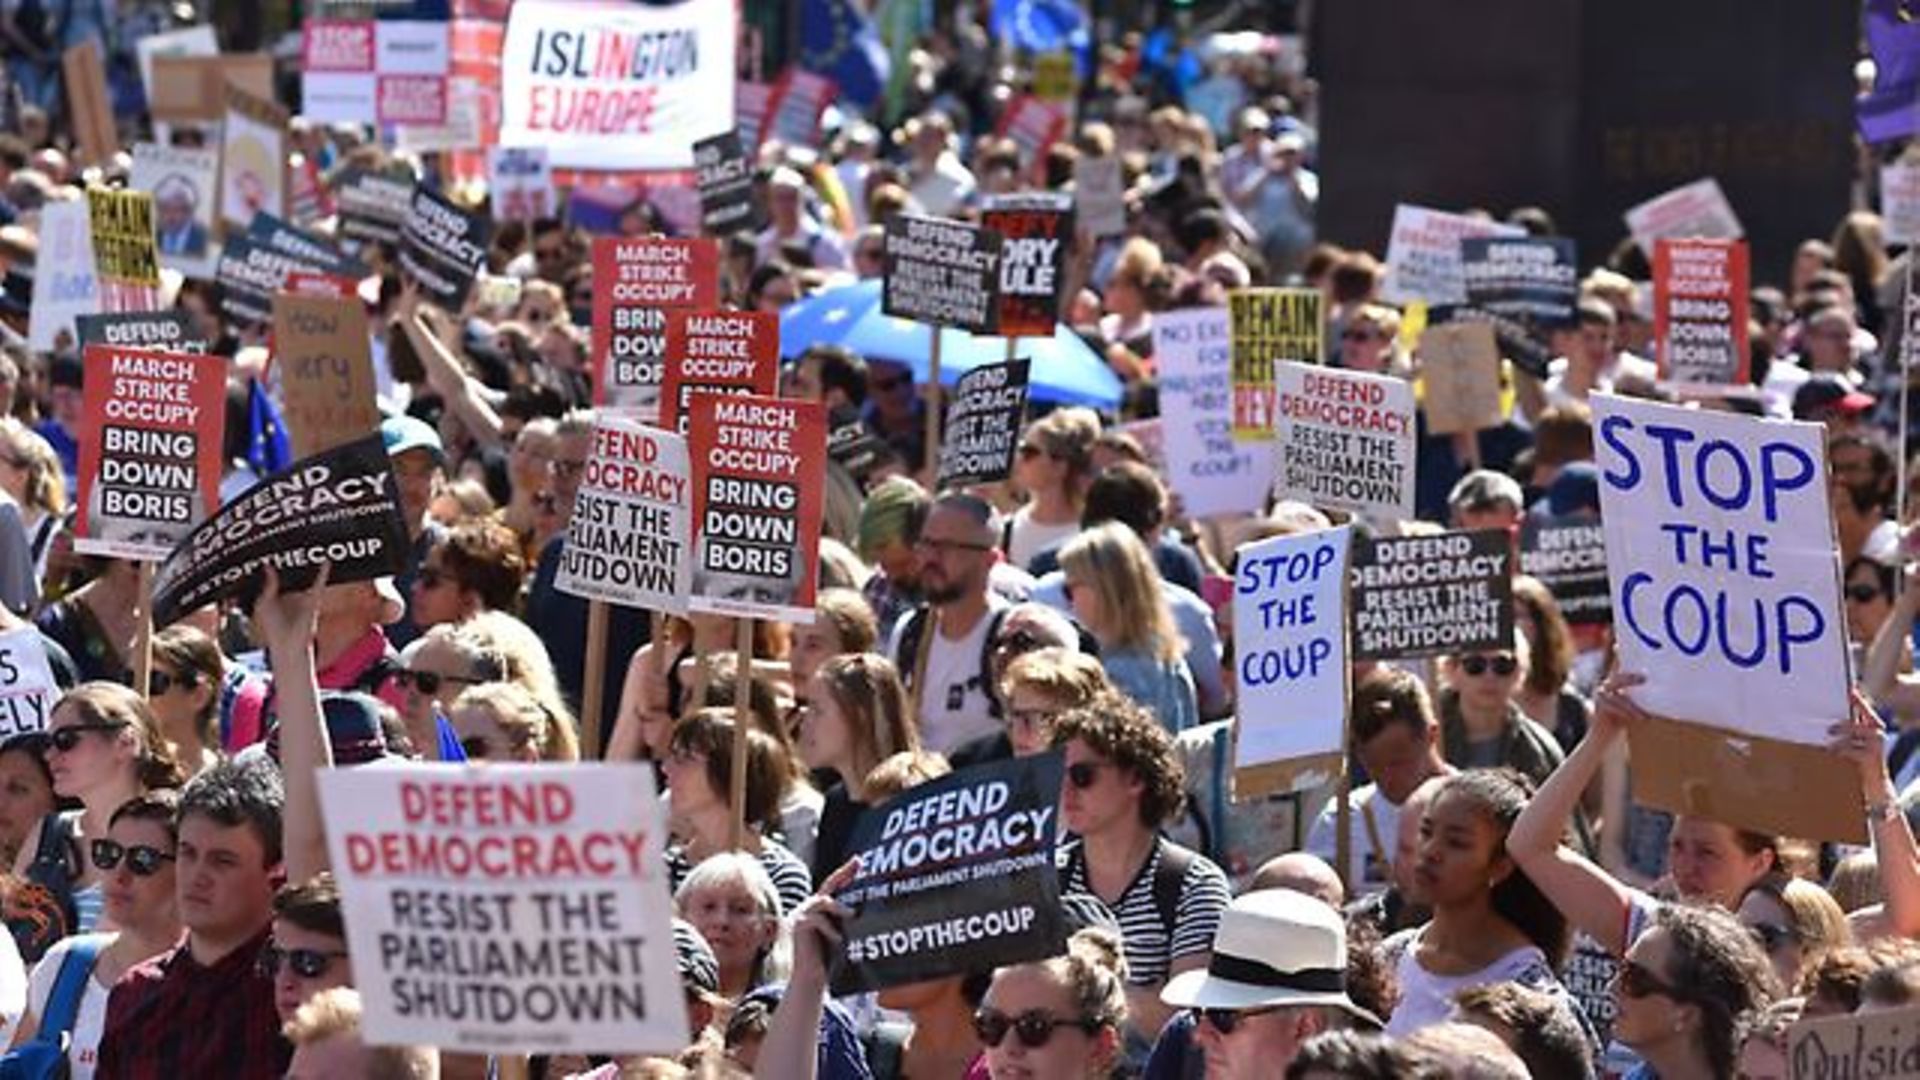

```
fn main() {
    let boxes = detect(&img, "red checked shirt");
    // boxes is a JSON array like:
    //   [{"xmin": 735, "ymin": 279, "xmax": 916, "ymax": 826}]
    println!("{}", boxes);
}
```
[{"xmin": 94, "ymin": 927, "xmax": 289, "ymax": 1079}]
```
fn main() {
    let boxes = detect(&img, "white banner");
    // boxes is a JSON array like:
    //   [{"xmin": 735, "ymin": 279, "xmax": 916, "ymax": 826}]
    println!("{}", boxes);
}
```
[
  {"xmin": 499, "ymin": 0, "xmax": 736, "ymax": 171},
  {"xmin": 320, "ymin": 763, "xmax": 688, "ymax": 1055},
  {"xmin": 1154, "ymin": 308, "xmax": 1270, "ymax": 518}
]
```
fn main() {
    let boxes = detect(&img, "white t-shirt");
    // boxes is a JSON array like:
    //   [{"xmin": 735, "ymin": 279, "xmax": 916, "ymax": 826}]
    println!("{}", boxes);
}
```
[
  {"xmin": 1005, "ymin": 509, "xmax": 1080, "ymax": 573},
  {"xmin": 1305, "ymin": 782, "xmax": 1399, "ymax": 896},
  {"xmin": 23, "ymin": 932, "xmax": 101, "ymax": 1077},
  {"xmin": 1383, "ymin": 927, "xmax": 1563, "ymax": 1036},
  {"xmin": 895, "ymin": 598, "xmax": 1008, "ymax": 754}
]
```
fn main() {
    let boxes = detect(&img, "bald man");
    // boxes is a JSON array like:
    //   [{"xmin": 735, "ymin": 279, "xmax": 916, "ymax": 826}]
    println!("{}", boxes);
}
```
[{"xmin": 1250, "ymin": 853, "xmax": 1344, "ymax": 909}]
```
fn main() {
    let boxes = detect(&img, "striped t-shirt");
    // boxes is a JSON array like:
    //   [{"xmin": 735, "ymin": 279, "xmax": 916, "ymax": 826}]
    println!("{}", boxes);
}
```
[
  {"xmin": 664, "ymin": 839, "xmax": 814, "ymax": 917},
  {"xmin": 1059, "ymin": 837, "xmax": 1230, "ymax": 986}
]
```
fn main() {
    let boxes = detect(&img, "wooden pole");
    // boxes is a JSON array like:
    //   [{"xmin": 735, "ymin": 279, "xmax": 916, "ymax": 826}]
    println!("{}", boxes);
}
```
[
  {"xmin": 495, "ymin": 1056, "xmax": 530, "ymax": 1080},
  {"xmin": 133, "ymin": 562, "xmax": 155, "ymax": 702},
  {"xmin": 925, "ymin": 326, "xmax": 943, "ymax": 484},
  {"xmin": 728, "ymin": 617, "xmax": 755, "ymax": 851},
  {"xmin": 580, "ymin": 599, "xmax": 609, "ymax": 761},
  {"xmin": 1333, "ymin": 765, "xmax": 1353, "ymax": 897}
]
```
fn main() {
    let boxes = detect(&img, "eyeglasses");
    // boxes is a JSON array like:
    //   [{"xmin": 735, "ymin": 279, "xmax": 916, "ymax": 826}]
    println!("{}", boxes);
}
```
[
  {"xmin": 972, "ymin": 1008, "xmax": 1098, "ymax": 1049},
  {"xmin": 1748, "ymin": 922, "xmax": 1798, "ymax": 955},
  {"xmin": 396, "ymin": 670, "xmax": 481, "ymax": 696},
  {"xmin": 259, "ymin": 943, "xmax": 349, "ymax": 980},
  {"xmin": 1845, "ymin": 584, "xmax": 1885, "ymax": 604},
  {"xmin": 147, "ymin": 669, "xmax": 199, "ymax": 696},
  {"xmin": 994, "ymin": 629, "xmax": 1045, "ymax": 656},
  {"xmin": 48, "ymin": 723, "xmax": 125, "ymax": 754},
  {"xmin": 90, "ymin": 839, "xmax": 175, "ymax": 876},
  {"xmin": 1192, "ymin": 1006, "xmax": 1283, "ymax": 1035},
  {"xmin": 1616, "ymin": 960, "xmax": 1685, "ymax": 1000},
  {"xmin": 1065, "ymin": 761, "xmax": 1110, "ymax": 789},
  {"xmin": 1458, "ymin": 653, "xmax": 1518, "ymax": 677}
]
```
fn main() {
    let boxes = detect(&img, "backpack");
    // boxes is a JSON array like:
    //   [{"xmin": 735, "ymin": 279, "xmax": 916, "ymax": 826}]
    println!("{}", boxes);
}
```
[
  {"xmin": 894, "ymin": 606, "xmax": 1010, "ymax": 719},
  {"xmin": 0, "ymin": 935, "xmax": 104, "ymax": 1080},
  {"xmin": 5, "ymin": 813, "xmax": 80, "ymax": 964}
]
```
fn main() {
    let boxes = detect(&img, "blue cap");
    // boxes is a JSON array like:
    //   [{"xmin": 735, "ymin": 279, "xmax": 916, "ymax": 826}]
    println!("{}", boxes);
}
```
[{"xmin": 381, "ymin": 414, "xmax": 443, "ymax": 463}]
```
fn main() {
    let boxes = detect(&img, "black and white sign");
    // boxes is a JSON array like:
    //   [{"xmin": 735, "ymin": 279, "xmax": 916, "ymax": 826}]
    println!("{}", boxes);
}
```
[
  {"xmin": 882, "ymin": 214, "xmax": 1002, "ymax": 334},
  {"xmin": 694, "ymin": 131, "xmax": 763, "ymax": 236},
  {"xmin": 935, "ymin": 360, "xmax": 1030, "ymax": 490},
  {"xmin": 75, "ymin": 311, "xmax": 205, "ymax": 353},
  {"xmin": 399, "ymin": 184, "xmax": 488, "ymax": 309},
  {"xmin": 334, "ymin": 167, "xmax": 414, "ymax": 246},
  {"xmin": 1519, "ymin": 515, "xmax": 1610, "ymax": 626},
  {"xmin": 1350, "ymin": 528, "xmax": 1513, "ymax": 661}
]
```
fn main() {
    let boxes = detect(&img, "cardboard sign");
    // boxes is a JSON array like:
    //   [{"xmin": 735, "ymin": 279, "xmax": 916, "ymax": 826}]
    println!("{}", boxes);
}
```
[
  {"xmin": 62, "ymin": 43, "xmax": 116, "ymax": 166},
  {"xmin": 27, "ymin": 200, "xmax": 98, "ymax": 351},
  {"xmin": 131, "ymin": 143, "xmax": 218, "ymax": 279},
  {"xmin": 151, "ymin": 434, "xmax": 411, "ymax": 627},
  {"xmin": 1271, "ymin": 362, "xmax": 1417, "ymax": 521},
  {"xmin": 1459, "ymin": 236, "xmax": 1578, "ymax": 323},
  {"xmin": 399, "ymin": 185, "xmax": 489, "ymax": 309},
  {"xmin": 687, "ymin": 393, "xmax": 826, "ymax": 624},
  {"xmin": 1520, "ymin": 516, "xmax": 1612, "ymax": 626},
  {"xmin": 980, "ymin": 194, "xmax": 1072, "ymax": 339},
  {"xmin": 1074, "ymin": 157, "xmax": 1127, "ymax": 239},
  {"xmin": 486, "ymin": 146, "xmax": 552, "ymax": 222},
  {"xmin": 590, "ymin": 237, "xmax": 722, "ymax": 417},
  {"xmin": 273, "ymin": 294, "xmax": 380, "ymax": 459},
  {"xmin": 1232, "ymin": 525, "xmax": 1353, "ymax": 797},
  {"xmin": 935, "ymin": 359, "xmax": 1031, "ymax": 490},
  {"xmin": 693, "ymin": 131, "xmax": 763, "ymax": 236},
  {"xmin": 75, "ymin": 346, "xmax": 226, "ymax": 561},
  {"xmin": 1594, "ymin": 394, "xmax": 1861, "ymax": 842},
  {"xmin": 319, "ymin": 763, "xmax": 688, "ymax": 1055},
  {"xmin": 1351, "ymin": 529, "xmax": 1513, "ymax": 661},
  {"xmin": 0, "ymin": 627, "xmax": 58, "ymax": 739},
  {"xmin": 1155, "ymin": 308, "xmax": 1269, "ymax": 519},
  {"xmin": 658, "ymin": 310, "xmax": 779, "ymax": 436},
  {"xmin": 76, "ymin": 312, "xmax": 205, "ymax": 354},
  {"xmin": 499, "ymin": 0, "xmax": 735, "ymax": 170},
  {"xmin": 1654, "ymin": 238, "xmax": 1752, "ymax": 388},
  {"xmin": 830, "ymin": 754, "xmax": 1066, "ymax": 995},
  {"xmin": 334, "ymin": 167, "xmax": 415, "ymax": 246},
  {"xmin": 765, "ymin": 68, "xmax": 835, "ymax": 148},
  {"xmin": 1624, "ymin": 177, "xmax": 1744, "ymax": 255},
  {"xmin": 883, "ymin": 214, "xmax": 1002, "ymax": 334},
  {"xmin": 556, "ymin": 417, "xmax": 693, "ymax": 613},
  {"xmin": 1381, "ymin": 205, "xmax": 1524, "ymax": 307},
  {"xmin": 219, "ymin": 87, "xmax": 288, "ymax": 232},
  {"xmin": 1883, "ymin": 162, "xmax": 1920, "ymax": 246},
  {"xmin": 1787, "ymin": 1002, "xmax": 1920, "ymax": 1080},
  {"xmin": 134, "ymin": 25, "xmax": 217, "ymax": 114},
  {"xmin": 149, "ymin": 53, "xmax": 273, "ymax": 122},
  {"xmin": 87, "ymin": 187, "xmax": 162, "ymax": 313},
  {"xmin": 1418, "ymin": 322, "xmax": 1504, "ymax": 435},
  {"xmin": 1230, "ymin": 288, "xmax": 1323, "ymax": 438}
]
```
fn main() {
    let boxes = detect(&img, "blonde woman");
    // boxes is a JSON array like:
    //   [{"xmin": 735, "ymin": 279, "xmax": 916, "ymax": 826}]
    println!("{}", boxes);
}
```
[
  {"xmin": 1006, "ymin": 408, "xmax": 1103, "ymax": 571},
  {"xmin": 0, "ymin": 419, "xmax": 62, "ymax": 598},
  {"xmin": 448, "ymin": 682, "xmax": 569, "ymax": 763},
  {"xmin": 458, "ymin": 612, "xmax": 581, "ymax": 762},
  {"xmin": 799, "ymin": 654, "xmax": 918, "ymax": 884},
  {"xmin": 1059, "ymin": 523, "xmax": 1196, "ymax": 732},
  {"xmin": 999, "ymin": 648, "xmax": 1111, "ymax": 757}
]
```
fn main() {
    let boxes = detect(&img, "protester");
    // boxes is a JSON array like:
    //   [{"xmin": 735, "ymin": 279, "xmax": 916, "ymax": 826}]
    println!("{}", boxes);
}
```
[
  {"xmin": 146, "ymin": 626, "xmax": 225, "ymax": 776},
  {"xmin": 0, "ymin": 735, "xmax": 54, "ymax": 868},
  {"xmin": 1612, "ymin": 905, "xmax": 1779, "ymax": 1080},
  {"xmin": 1309, "ymin": 670, "xmax": 1454, "ymax": 895},
  {"xmin": 1005, "ymin": 408, "xmax": 1102, "ymax": 571},
  {"xmin": 407, "ymin": 518, "xmax": 526, "ymax": 628},
  {"xmin": 660, "ymin": 710, "xmax": 812, "ymax": 915},
  {"xmin": 787, "ymin": 588, "xmax": 880, "ymax": 693},
  {"xmin": 798, "ymin": 653, "xmax": 918, "ymax": 884},
  {"xmin": 972, "ymin": 929, "xmax": 1130, "ymax": 1080},
  {"xmin": 675, "ymin": 853, "xmax": 787, "ymax": 1001},
  {"xmin": 1057, "ymin": 523, "xmax": 1198, "ymax": 732},
  {"xmin": 891, "ymin": 492, "xmax": 1011, "ymax": 755},
  {"xmin": 282, "ymin": 987, "xmax": 436, "ymax": 1080},
  {"xmin": 266, "ymin": 874, "xmax": 352, "ymax": 1025}
]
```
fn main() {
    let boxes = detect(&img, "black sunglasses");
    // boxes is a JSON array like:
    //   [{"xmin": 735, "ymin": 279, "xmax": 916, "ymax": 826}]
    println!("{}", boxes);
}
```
[
  {"xmin": 1066, "ymin": 761, "xmax": 1108, "ymax": 789},
  {"xmin": 259, "ymin": 943, "xmax": 350, "ymax": 980},
  {"xmin": 1846, "ymin": 584, "xmax": 1885, "ymax": 604},
  {"xmin": 397, "ymin": 670, "xmax": 480, "ymax": 696},
  {"xmin": 1748, "ymin": 922, "xmax": 1798, "ymax": 955},
  {"xmin": 90, "ymin": 839, "xmax": 175, "ymax": 876},
  {"xmin": 1192, "ymin": 1006, "xmax": 1282, "ymax": 1035},
  {"xmin": 1459, "ymin": 653, "xmax": 1518, "ymax": 677},
  {"xmin": 147, "ymin": 669, "xmax": 199, "ymax": 696},
  {"xmin": 1616, "ymin": 959, "xmax": 1686, "ymax": 1001},
  {"xmin": 972, "ymin": 1009, "xmax": 1097, "ymax": 1049},
  {"xmin": 48, "ymin": 723, "xmax": 125, "ymax": 754}
]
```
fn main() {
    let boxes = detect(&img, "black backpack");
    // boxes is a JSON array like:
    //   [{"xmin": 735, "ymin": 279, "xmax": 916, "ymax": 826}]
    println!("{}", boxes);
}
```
[{"xmin": 893, "ymin": 606, "xmax": 1010, "ymax": 719}]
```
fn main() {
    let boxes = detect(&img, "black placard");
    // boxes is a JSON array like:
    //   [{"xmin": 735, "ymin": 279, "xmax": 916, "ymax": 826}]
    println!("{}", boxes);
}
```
[
  {"xmin": 694, "ymin": 131, "xmax": 764, "ymax": 236},
  {"xmin": 399, "ymin": 184, "xmax": 488, "ymax": 309},
  {"xmin": 75, "ymin": 311, "xmax": 205, "ymax": 353},
  {"xmin": 1519, "ymin": 515, "xmax": 1611, "ymax": 626},
  {"xmin": 830, "ymin": 754, "xmax": 1066, "ymax": 995},
  {"xmin": 1350, "ymin": 528, "xmax": 1514, "ymax": 661},
  {"xmin": 980, "ymin": 194, "xmax": 1072, "ymax": 338},
  {"xmin": 333, "ymin": 167, "xmax": 414, "ymax": 246},
  {"xmin": 249, "ymin": 211, "xmax": 369, "ymax": 280},
  {"xmin": 151, "ymin": 434, "xmax": 410, "ymax": 627},
  {"xmin": 935, "ymin": 359, "xmax": 1030, "ymax": 490},
  {"xmin": 882, "ymin": 214, "xmax": 1002, "ymax": 334}
]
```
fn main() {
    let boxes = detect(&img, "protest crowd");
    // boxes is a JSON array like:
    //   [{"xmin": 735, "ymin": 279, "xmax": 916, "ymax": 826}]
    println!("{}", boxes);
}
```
[{"xmin": 0, "ymin": 0, "xmax": 1919, "ymax": 1078}]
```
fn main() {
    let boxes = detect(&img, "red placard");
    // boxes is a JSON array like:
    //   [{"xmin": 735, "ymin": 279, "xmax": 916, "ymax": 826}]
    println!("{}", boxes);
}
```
[
  {"xmin": 995, "ymin": 96, "xmax": 1069, "ymax": 182},
  {"xmin": 378, "ymin": 75, "xmax": 448, "ymax": 126},
  {"xmin": 303, "ymin": 21, "xmax": 375, "ymax": 73},
  {"xmin": 686, "ymin": 392, "xmax": 826, "ymax": 623},
  {"xmin": 764, "ymin": 68, "xmax": 835, "ymax": 148},
  {"xmin": 75, "ymin": 345, "xmax": 227, "ymax": 561},
  {"xmin": 1653, "ymin": 238, "xmax": 1751, "ymax": 388},
  {"xmin": 659, "ymin": 310, "xmax": 781, "ymax": 435},
  {"xmin": 590, "ymin": 237, "xmax": 722, "ymax": 418}
]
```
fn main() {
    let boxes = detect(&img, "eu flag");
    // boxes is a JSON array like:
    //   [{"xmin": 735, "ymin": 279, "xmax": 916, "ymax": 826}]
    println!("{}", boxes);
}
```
[
  {"xmin": 990, "ymin": 0, "xmax": 1089, "ymax": 56},
  {"xmin": 247, "ymin": 378, "xmax": 291, "ymax": 476},
  {"xmin": 799, "ymin": 0, "xmax": 890, "ymax": 109},
  {"xmin": 1863, "ymin": 0, "xmax": 1920, "ymax": 144}
]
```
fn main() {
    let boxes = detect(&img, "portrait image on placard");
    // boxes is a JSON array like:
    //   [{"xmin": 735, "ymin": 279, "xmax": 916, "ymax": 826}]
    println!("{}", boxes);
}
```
[
  {"xmin": 131, "ymin": 142, "xmax": 218, "ymax": 275},
  {"xmin": 219, "ymin": 88, "xmax": 286, "ymax": 231},
  {"xmin": 686, "ymin": 393, "xmax": 826, "ymax": 624}
]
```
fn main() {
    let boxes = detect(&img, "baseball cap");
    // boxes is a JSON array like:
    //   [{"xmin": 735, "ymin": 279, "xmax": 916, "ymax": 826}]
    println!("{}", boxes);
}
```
[
  {"xmin": 1792, "ymin": 372, "xmax": 1875, "ymax": 420},
  {"xmin": 381, "ymin": 414, "xmax": 444, "ymax": 463}
]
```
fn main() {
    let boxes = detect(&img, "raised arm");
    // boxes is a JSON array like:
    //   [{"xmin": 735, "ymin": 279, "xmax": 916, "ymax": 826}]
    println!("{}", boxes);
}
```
[
  {"xmin": 403, "ymin": 309, "xmax": 505, "ymax": 446},
  {"xmin": 255, "ymin": 564, "xmax": 334, "ymax": 884},
  {"xmin": 1506, "ymin": 671, "xmax": 1643, "ymax": 954},
  {"xmin": 1834, "ymin": 687, "xmax": 1920, "ymax": 939},
  {"xmin": 1861, "ymin": 581, "xmax": 1920, "ymax": 721},
  {"xmin": 756, "ymin": 863, "xmax": 855, "ymax": 1080}
]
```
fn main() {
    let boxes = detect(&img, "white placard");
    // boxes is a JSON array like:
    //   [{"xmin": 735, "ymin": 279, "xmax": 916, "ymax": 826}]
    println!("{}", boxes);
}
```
[
  {"xmin": 1380, "ymin": 204, "xmax": 1524, "ymax": 306},
  {"xmin": 1154, "ymin": 307, "xmax": 1270, "ymax": 518},
  {"xmin": 1270, "ymin": 361, "xmax": 1417, "ymax": 521},
  {"xmin": 131, "ymin": 142, "xmax": 219, "ymax": 281},
  {"xmin": 1624, "ymin": 177, "xmax": 1744, "ymax": 255},
  {"xmin": 1232, "ymin": 525, "xmax": 1352, "ymax": 779},
  {"xmin": 28, "ymin": 200, "xmax": 99, "ymax": 351},
  {"xmin": 555, "ymin": 415, "xmax": 692, "ymax": 614},
  {"xmin": 1884, "ymin": 163, "xmax": 1920, "ymax": 247},
  {"xmin": 0, "ymin": 627, "xmax": 57, "ymax": 738}
]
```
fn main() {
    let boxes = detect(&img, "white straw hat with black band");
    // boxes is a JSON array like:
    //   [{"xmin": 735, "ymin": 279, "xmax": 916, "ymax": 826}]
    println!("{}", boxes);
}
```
[{"xmin": 1160, "ymin": 888, "xmax": 1383, "ymax": 1027}]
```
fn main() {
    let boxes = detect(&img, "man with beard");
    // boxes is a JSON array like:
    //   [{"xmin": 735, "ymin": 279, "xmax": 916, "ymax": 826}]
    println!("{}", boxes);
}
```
[{"xmin": 888, "ymin": 491, "xmax": 1009, "ymax": 755}]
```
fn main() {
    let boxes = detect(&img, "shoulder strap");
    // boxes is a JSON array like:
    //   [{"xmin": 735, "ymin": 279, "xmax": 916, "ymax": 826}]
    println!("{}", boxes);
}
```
[
  {"xmin": 895, "ymin": 608, "xmax": 928, "ymax": 690},
  {"xmin": 38, "ymin": 937, "xmax": 103, "ymax": 1043},
  {"xmin": 978, "ymin": 607, "xmax": 1008, "ymax": 719},
  {"xmin": 1151, "ymin": 841, "xmax": 1195, "ymax": 932}
]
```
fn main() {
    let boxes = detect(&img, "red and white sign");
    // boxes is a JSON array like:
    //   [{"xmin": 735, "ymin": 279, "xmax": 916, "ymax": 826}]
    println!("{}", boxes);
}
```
[
  {"xmin": 499, "ymin": 0, "xmax": 736, "ymax": 170},
  {"xmin": 1270, "ymin": 361, "xmax": 1417, "ymax": 522},
  {"xmin": 590, "ymin": 237, "xmax": 722, "ymax": 418},
  {"xmin": 302, "ymin": 21, "xmax": 375, "ymax": 72},
  {"xmin": 556, "ymin": 416, "xmax": 693, "ymax": 613},
  {"xmin": 659, "ymin": 311, "xmax": 780, "ymax": 435},
  {"xmin": 487, "ymin": 146, "xmax": 552, "ymax": 221},
  {"xmin": 378, "ymin": 75, "xmax": 448, "ymax": 125},
  {"xmin": 1654, "ymin": 238, "xmax": 1751, "ymax": 388},
  {"xmin": 996, "ymin": 96, "xmax": 1069, "ymax": 180},
  {"xmin": 76, "ymin": 345, "xmax": 226, "ymax": 561},
  {"xmin": 1624, "ymin": 177, "xmax": 1743, "ymax": 255},
  {"xmin": 300, "ymin": 18, "xmax": 448, "ymax": 125},
  {"xmin": 687, "ymin": 393, "xmax": 826, "ymax": 623},
  {"xmin": 764, "ymin": 68, "xmax": 835, "ymax": 148}
]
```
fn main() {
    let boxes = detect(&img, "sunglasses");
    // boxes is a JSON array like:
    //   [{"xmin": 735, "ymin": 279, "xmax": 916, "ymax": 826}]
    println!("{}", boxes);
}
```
[
  {"xmin": 1065, "ymin": 761, "xmax": 1110, "ymax": 789},
  {"xmin": 259, "ymin": 943, "xmax": 349, "ymax": 980},
  {"xmin": 48, "ymin": 723, "xmax": 125, "ymax": 754},
  {"xmin": 1459, "ymin": 653, "xmax": 1518, "ymax": 677},
  {"xmin": 1845, "ymin": 584, "xmax": 1885, "ymax": 604},
  {"xmin": 972, "ymin": 1009, "xmax": 1097, "ymax": 1049},
  {"xmin": 1192, "ymin": 1006, "xmax": 1284, "ymax": 1035},
  {"xmin": 1748, "ymin": 922, "xmax": 1798, "ymax": 955},
  {"xmin": 397, "ymin": 670, "xmax": 480, "ymax": 696},
  {"xmin": 460, "ymin": 736, "xmax": 492, "ymax": 760},
  {"xmin": 90, "ymin": 839, "xmax": 175, "ymax": 876},
  {"xmin": 147, "ymin": 669, "xmax": 198, "ymax": 696},
  {"xmin": 1616, "ymin": 960, "xmax": 1685, "ymax": 1000},
  {"xmin": 994, "ymin": 629, "xmax": 1045, "ymax": 656}
]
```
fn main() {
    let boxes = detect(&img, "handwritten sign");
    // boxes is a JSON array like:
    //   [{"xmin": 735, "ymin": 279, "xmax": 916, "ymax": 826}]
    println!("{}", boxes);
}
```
[
  {"xmin": 1418, "ymin": 322, "xmax": 1503, "ymax": 435},
  {"xmin": 1155, "ymin": 308, "xmax": 1269, "ymax": 518},
  {"xmin": 1788, "ymin": 1002, "xmax": 1920, "ymax": 1080},
  {"xmin": 273, "ymin": 294, "xmax": 379, "ymax": 459},
  {"xmin": 1232, "ymin": 526, "xmax": 1352, "ymax": 795},
  {"xmin": 0, "ymin": 628, "xmax": 57, "ymax": 739}
]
